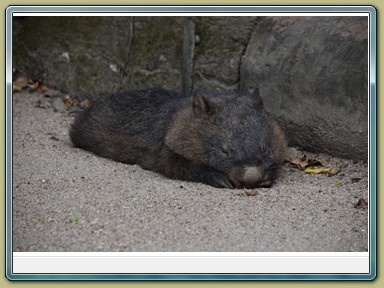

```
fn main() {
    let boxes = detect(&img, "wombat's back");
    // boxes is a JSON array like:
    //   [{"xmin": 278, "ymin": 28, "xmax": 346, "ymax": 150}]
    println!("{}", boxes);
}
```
[
  {"xmin": 70, "ymin": 87, "xmax": 187, "ymax": 165},
  {"xmin": 70, "ymin": 87, "xmax": 287, "ymax": 189}
]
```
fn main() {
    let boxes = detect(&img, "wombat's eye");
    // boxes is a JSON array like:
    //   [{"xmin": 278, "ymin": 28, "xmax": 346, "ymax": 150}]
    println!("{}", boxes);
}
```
[
  {"xmin": 261, "ymin": 144, "xmax": 272, "ymax": 157},
  {"xmin": 221, "ymin": 145, "xmax": 231, "ymax": 157},
  {"xmin": 261, "ymin": 144, "xmax": 268, "ymax": 156}
]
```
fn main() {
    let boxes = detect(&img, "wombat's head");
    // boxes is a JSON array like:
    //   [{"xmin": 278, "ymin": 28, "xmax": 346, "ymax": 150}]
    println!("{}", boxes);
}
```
[{"xmin": 166, "ymin": 88, "xmax": 286, "ymax": 189}]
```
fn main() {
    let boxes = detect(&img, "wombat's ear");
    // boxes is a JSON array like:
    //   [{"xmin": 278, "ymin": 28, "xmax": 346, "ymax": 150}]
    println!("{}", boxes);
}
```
[
  {"xmin": 250, "ymin": 87, "xmax": 264, "ymax": 109},
  {"xmin": 192, "ymin": 94, "xmax": 211, "ymax": 116}
]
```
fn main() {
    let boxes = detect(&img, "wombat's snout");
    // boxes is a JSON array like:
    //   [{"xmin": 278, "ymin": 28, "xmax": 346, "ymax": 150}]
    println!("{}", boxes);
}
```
[{"xmin": 229, "ymin": 166, "xmax": 272, "ymax": 189}]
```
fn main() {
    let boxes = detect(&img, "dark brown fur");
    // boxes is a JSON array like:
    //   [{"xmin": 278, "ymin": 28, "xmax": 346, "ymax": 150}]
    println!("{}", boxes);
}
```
[{"xmin": 70, "ymin": 87, "xmax": 287, "ymax": 189}]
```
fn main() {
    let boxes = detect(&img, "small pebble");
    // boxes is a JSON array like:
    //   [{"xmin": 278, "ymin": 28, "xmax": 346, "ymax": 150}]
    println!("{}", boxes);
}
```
[{"xmin": 52, "ymin": 97, "xmax": 66, "ymax": 112}]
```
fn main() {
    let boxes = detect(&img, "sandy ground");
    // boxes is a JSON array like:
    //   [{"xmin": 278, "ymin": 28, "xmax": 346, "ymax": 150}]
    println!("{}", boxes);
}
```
[{"xmin": 12, "ymin": 91, "xmax": 369, "ymax": 252}]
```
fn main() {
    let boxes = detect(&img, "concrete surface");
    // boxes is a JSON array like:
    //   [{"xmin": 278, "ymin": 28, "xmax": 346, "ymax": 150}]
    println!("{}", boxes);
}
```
[{"xmin": 12, "ymin": 92, "xmax": 368, "ymax": 252}]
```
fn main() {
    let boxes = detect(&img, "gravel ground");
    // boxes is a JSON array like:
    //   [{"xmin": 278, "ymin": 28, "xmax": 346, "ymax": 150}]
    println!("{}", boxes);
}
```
[{"xmin": 12, "ymin": 91, "xmax": 369, "ymax": 252}]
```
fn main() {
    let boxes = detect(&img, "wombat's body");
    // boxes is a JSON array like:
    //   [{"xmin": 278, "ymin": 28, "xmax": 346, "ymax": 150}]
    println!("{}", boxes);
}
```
[{"xmin": 70, "ymin": 87, "xmax": 287, "ymax": 189}]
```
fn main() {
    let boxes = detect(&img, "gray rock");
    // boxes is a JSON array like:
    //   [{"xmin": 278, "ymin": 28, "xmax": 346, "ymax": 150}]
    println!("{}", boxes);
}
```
[
  {"xmin": 239, "ymin": 16, "xmax": 368, "ymax": 161},
  {"xmin": 52, "ymin": 97, "xmax": 65, "ymax": 113},
  {"xmin": 194, "ymin": 17, "xmax": 258, "ymax": 91}
]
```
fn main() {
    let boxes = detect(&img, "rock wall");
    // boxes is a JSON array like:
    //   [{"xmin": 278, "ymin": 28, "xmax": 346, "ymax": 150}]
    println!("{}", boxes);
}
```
[
  {"xmin": 239, "ymin": 16, "xmax": 368, "ymax": 160},
  {"xmin": 12, "ymin": 16, "xmax": 369, "ymax": 160},
  {"xmin": 13, "ymin": 17, "xmax": 133, "ymax": 99}
]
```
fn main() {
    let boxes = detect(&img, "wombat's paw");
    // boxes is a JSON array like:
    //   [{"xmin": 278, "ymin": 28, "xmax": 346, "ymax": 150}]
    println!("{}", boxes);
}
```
[
  {"xmin": 210, "ymin": 173, "xmax": 236, "ymax": 189},
  {"xmin": 284, "ymin": 147, "xmax": 299, "ymax": 162}
]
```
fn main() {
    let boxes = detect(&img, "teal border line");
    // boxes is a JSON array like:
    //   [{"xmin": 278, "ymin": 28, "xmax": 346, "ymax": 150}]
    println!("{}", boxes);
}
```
[
  {"xmin": 5, "ymin": 5, "xmax": 377, "ymax": 281},
  {"xmin": 371, "ymin": 5, "xmax": 377, "ymax": 281}
]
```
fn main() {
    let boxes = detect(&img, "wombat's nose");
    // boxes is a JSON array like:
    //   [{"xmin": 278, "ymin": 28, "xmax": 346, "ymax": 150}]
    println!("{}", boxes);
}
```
[{"xmin": 229, "ymin": 166, "xmax": 271, "ymax": 189}]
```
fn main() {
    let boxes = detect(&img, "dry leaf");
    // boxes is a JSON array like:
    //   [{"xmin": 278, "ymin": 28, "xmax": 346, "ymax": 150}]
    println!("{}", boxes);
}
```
[
  {"xmin": 63, "ymin": 95, "xmax": 77, "ymax": 109},
  {"xmin": 69, "ymin": 216, "xmax": 80, "ymax": 223},
  {"xmin": 291, "ymin": 154, "xmax": 339, "ymax": 177},
  {"xmin": 13, "ymin": 76, "xmax": 33, "ymax": 89},
  {"xmin": 307, "ymin": 158, "xmax": 327, "ymax": 167},
  {"xmin": 304, "ymin": 167, "xmax": 341, "ymax": 176},
  {"xmin": 327, "ymin": 167, "xmax": 341, "ymax": 176},
  {"xmin": 80, "ymin": 99, "xmax": 91, "ymax": 109},
  {"xmin": 290, "ymin": 155, "xmax": 327, "ymax": 170},
  {"xmin": 35, "ymin": 97, "xmax": 52, "ymax": 109},
  {"xmin": 290, "ymin": 155, "xmax": 309, "ymax": 170},
  {"xmin": 34, "ymin": 81, "xmax": 54, "ymax": 97},
  {"xmin": 63, "ymin": 95, "xmax": 74, "ymax": 105},
  {"xmin": 244, "ymin": 189, "xmax": 258, "ymax": 196},
  {"xmin": 13, "ymin": 84, "xmax": 22, "ymax": 93},
  {"xmin": 354, "ymin": 198, "xmax": 368, "ymax": 208},
  {"xmin": 304, "ymin": 167, "xmax": 330, "ymax": 174},
  {"xmin": 351, "ymin": 175, "xmax": 363, "ymax": 182}
]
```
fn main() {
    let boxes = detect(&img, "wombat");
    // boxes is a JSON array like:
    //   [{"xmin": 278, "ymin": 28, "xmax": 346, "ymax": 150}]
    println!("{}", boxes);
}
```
[{"xmin": 69, "ymin": 87, "xmax": 287, "ymax": 189}]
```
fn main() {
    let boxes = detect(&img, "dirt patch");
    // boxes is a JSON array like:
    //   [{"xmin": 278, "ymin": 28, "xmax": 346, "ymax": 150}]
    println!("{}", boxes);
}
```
[{"xmin": 12, "ymin": 91, "xmax": 368, "ymax": 252}]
